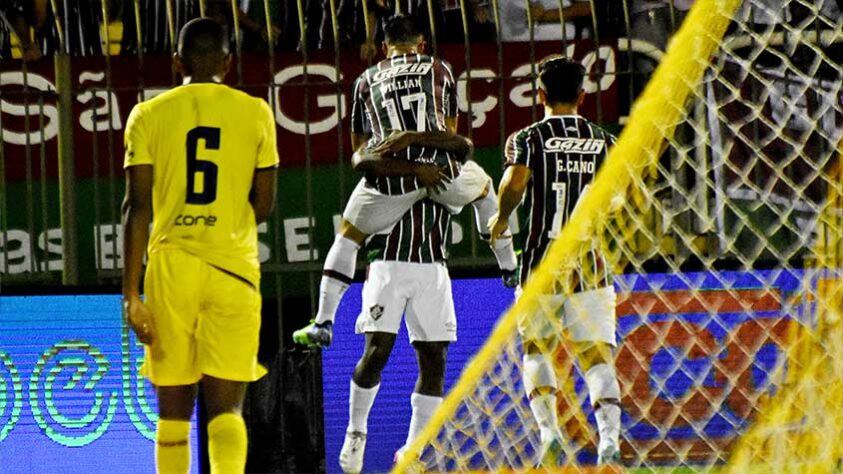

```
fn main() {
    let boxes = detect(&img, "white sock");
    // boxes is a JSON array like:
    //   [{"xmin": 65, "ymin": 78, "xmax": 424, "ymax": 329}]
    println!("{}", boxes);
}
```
[
  {"xmin": 404, "ymin": 393, "xmax": 443, "ymax": 448},
  {"xmin": 472, "ymin": 186, "xmax": 517, "ymax": 271},
  {"xmin": 523, "ymin": 354, "xmax": 560, "ymax": 440},
  {"xmin": 315, "ymin": 235, "xmax": 360, "ymax": 324},
  {"xmin": 522, "ymin": 354, "xmax": 557, "ymax": 396},
  {"xmin": 348, "ymin": 380, "xmax": 380, "ymax": 434},
  {"xmin": 585, "ymin": 363, "xmax": 621, "ymax": 450},
  {"xmin": 595, "ymin": 404, "xmax": 621, "ymax": 452},
  {"xmin": 529, "ymin": 393, "xmax": 560, "ymax": 441}
]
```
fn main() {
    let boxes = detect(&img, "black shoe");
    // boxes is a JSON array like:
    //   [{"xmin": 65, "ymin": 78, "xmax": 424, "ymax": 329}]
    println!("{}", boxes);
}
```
[
  {"xmin": 292, "ymin": 320, "xmax": 333, "ymax": 348},
  {"xmin": 501, "ymin": 269, "xmax": 519, "ymax": 289}
]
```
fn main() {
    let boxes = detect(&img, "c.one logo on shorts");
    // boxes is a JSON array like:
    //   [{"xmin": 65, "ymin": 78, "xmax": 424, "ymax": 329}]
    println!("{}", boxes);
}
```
[{"xmin": 370, "ymin": 305, "xmax": 384, "ymax": 320}]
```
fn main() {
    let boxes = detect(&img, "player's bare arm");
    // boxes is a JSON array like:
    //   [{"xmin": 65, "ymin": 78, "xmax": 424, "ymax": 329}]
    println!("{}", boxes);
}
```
[
  {"xmin": 371, "ymin": 130, "xmax": 474, "ymax": 162},
  {"xmin": 121, "ymin": 164, "xmax": 156, "ymax": 345},
  {"xmin": 352, "ymin": 150, "xmax": 450, "ymax": 193},
  {"xmin": 489, "ymin": 164, "xmax": 531, "ymax": 245},
  {"xmin": 251, "ymin": 167, "xmax": 278, "ymax": 223}
]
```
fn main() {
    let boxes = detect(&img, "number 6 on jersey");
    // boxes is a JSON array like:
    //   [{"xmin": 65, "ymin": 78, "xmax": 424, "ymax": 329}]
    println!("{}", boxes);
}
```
[{"xmin": 186, "ymin": 126, "xmax": 221, "ymax": 205}]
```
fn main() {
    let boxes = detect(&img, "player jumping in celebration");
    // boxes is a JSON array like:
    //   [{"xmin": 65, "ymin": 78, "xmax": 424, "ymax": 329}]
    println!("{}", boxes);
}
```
[
  {"xmin": 122, "ymin": 18, "xmax": 278, "ymax": 473},
  {"xmin": 488, "ymin": 57, "xmax": 622, "ymax": 465},
  {"xmin": 293, "ymin": 14, "xmax": 517, "ymax": 348},
  {"xmin": 337, "ymin": 192, "xmax": 458, "ymax": 473}
]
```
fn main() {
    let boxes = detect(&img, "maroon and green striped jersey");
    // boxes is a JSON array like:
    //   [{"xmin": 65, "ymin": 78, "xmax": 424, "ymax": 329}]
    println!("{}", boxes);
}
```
[
  {"xmin": 505, "ymin": 115, "xmax": 617, "ymax": 288},
  {"xmin": 366, "ymin": 200, "xmax": 452, "ymax": 264},
  {"xmin": 351, "ymin": 53, "xmax": 460, "ymax": 195}
]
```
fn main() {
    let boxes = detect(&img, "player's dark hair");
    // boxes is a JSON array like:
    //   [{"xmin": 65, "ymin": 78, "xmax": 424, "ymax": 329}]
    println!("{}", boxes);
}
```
[
  {"xmin": 538, "ymin": 57, "xmax": 586, "ymax": 105},
  {"xmin": 384, "ymin": 14, "xmax": 423, "ymax": 45},
  {"xmin": 178, "ymin": 18, "xmax": 228, "ymax": 69}
]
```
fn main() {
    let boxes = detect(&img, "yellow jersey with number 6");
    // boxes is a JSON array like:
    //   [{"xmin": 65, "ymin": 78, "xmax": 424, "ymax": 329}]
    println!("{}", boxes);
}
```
[{"xmin": 124, "ymin": 83, "xmax": 279, "ymax": 288}]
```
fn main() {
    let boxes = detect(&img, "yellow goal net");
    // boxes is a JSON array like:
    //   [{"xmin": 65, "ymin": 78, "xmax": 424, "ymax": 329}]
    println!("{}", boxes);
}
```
[{"xmin": 394, "ymin": 0, "xmax": 843, "ymax": 471}]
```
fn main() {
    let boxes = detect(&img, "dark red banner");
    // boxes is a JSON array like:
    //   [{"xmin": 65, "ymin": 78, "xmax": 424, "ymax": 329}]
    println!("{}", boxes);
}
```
[{"xmin": 0, "ymin": 40, "xmax": 618, "ymax": 181}]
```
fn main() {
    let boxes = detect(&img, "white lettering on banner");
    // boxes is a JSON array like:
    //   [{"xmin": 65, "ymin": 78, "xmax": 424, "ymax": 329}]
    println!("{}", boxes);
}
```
[
  {"xmin": 0, "ymin": 228, "xmax": 65, "ymax": 274},
  {"xmin": 95, "ymin": 224, "xmax": 123, "ymax": 270},
  {"xmin": 581, "ymin": 46, "xmax": 616, "ymax": 94},
  {"xmin": 457, "ymin": 69, "xmax": 498, "ymax": 128},
  {"xmin": 284, "ymin": 217, "xmax": 319, "ymax": 262},
  {"xmin": 509, "ymin": 63, "xmax": 538, "ymax": 108},
  {"xmin": 272, "ymin": 65, "xmax": 347, "ymax": 135},
  {"xmin": 0, "ymin": 229, "xmax": 35, "ymax": 273},
  {"xmin": 37, "ymin": 228, "xmax": 64, "ymax": 271},
  {"xmin": 77, "ymin": 71, "xmax": 123, "ymax": 133},
  {"xmin": 0, "ymin": 72, "xmax": 59, "ymax": 145},
  {"xmin": 1, "ymin": 49, "xmax": 619, "ymax": 147},
  {"xmin": 0, "ymin": 214, "xmax": 525, "ymax": 274}
]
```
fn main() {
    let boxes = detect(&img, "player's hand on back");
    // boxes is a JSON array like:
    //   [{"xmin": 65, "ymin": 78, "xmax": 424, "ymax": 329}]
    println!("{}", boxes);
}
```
[
  {"xmin": 414, "ymin": 163, "xmax": 450, "ymax": 194},
  {"xmin": 124, "ymin": 296, "xmax": 156, "ymax": 345}
]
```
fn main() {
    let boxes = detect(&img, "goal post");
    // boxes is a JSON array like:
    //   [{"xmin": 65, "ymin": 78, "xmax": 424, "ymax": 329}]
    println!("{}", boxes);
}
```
[{"xmin": 394, "ymin": 0, "xmax": 843, "ymax": 471}]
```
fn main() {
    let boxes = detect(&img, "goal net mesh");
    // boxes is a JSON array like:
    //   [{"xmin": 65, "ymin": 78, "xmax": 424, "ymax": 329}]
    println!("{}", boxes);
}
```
[{"xmin": 394, "ymin": 0, "xmax": 843, "ymax": 471}]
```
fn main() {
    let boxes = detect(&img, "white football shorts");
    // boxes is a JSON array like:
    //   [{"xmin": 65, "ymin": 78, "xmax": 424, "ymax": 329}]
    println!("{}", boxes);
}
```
[
  {"xmin": 342, "ymin": 160, "xmax": 491, "ymax": 235},
  {"xmin": 515, "ymin": 286, "xmax": 617, "ymax": 346},
  {"xmin": 355, "ymin": 261, "xmax": 457, "ymax": 342}
]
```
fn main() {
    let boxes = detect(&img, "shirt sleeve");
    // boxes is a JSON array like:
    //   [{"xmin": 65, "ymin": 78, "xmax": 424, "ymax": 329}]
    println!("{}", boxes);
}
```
[
  {"xmin": 350, "ymin": 76, "xmax": 371, "ymax": 135},
  {"xmin": 124, "ymin": 105, "xmax": 153, "ymax": 168},
  {"xmin": 256, "ymin": 99, "xmax": 280, "ymax": 169},
  {"xmin": 504, "ymin": 129, "xmax": 531, "ymax": 167}
]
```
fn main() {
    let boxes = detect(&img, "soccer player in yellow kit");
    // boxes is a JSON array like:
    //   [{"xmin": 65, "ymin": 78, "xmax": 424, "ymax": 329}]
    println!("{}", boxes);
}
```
[{"xmin": 122, "ymin": 18, "xmax": 278, "ymax": 473}]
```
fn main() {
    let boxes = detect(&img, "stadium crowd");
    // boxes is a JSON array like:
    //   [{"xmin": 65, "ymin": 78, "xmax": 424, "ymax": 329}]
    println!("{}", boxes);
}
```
[{"xmin": 0, "ymin": 0, "xmax": 699, "ymax": 59}]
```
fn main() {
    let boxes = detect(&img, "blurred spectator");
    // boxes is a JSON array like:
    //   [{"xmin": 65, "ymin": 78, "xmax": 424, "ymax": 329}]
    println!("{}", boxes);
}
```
[
  {"xmin": 630, "ymin": 0, "xmax": 694, "ymax": 49},
  {"xmin": 121, "ymin": 0, "xmax": 278, "ymax": 55},
  {"xmin": 354, "ymin": 1, "xmax": 494, "ymax": 61},
  {"xmin": 48, "ymin": 0, "xmax": 110, "ymax": 55},
  {"xmin": 628, "ymin": 0, "xmax": 693, "ymax": 95},
  {"xmin": 0, "ymin": 0, "xmax": 48, "ymax": 60},
  {"xmin": 239, "ymin": 0, "xmax": 284, "ymax": 52},
  {"xmin": 415, "ymin": 0, "xmax": 496, "ymax": 44},
  {"xmin": 121, "ymin": 0, "xmax": 200, "ymax": 54},
  {"xmin": 498, "ymin": 0, "xmax": 592, "ymax": 42}
]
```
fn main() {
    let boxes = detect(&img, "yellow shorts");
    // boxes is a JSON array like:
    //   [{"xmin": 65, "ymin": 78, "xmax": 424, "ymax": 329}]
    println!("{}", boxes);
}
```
[{"xmin": 141, "ymin": 249, "xmax": 267, "ymax": 386}]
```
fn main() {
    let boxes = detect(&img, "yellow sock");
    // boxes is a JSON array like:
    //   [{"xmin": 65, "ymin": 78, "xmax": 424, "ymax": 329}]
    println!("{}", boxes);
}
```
[
  {"xmin": 207, "ymin": 413, "xmax": 247, "ymax": 474},
  {"xmin": 156, "ymin": 419, "xmax": 191, "ymax": 474}
]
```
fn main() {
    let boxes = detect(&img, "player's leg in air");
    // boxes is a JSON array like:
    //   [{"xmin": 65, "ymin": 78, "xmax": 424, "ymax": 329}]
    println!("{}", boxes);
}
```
[
  {"xmin": 292, "ymin": 184, "xmax": 423, "ymax": 349},
  {"xmin": 431, "ymin": 159, "xmax": 519, "ymax": 286},
  {"xmin": 294, "ymin": 148, "xmax": 516, "ymax": 349},
  {"xmin": 565, "ymin": 288, "xmax": 621, "ymax": 464}
]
